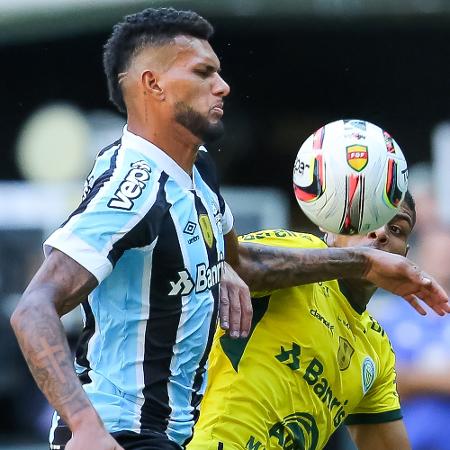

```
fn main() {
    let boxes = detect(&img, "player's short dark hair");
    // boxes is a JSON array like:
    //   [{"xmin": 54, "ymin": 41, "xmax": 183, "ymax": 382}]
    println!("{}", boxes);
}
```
[
  {"xmin": 403, "ymin": 190, "xmax": 416, "ymax": 227},
  {"xmin": 103, "ymin": 7, "xmax": 214, "ymax": 113}
]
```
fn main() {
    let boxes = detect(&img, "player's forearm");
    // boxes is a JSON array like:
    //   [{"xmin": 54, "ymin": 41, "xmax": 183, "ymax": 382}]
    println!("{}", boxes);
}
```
[
  {"xmin": 10, "ymin": 290, "xmax": 97, "ymax": 431},
  {"xmin": 237, "ymin": 243, "xmax": 368, "ymax": 291}
]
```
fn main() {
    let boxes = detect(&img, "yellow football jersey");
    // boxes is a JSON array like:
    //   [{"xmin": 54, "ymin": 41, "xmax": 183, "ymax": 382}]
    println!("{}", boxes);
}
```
[{"xmin": 188, "ymin": 230, "xmax": 401, "ymax": 450}]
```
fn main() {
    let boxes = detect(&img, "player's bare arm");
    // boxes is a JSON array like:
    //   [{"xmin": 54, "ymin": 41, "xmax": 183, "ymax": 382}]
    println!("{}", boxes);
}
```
[
  {"xmin": 347, "ymin": 421, "xmax": 411, "ymax": 450},
  {"xmin": 224, "ymin": 229, "xmax": 449, "ymax": 317},
  {"xmin": 10, "ymin": 249, "xmax": 123, "ymax": 450}
]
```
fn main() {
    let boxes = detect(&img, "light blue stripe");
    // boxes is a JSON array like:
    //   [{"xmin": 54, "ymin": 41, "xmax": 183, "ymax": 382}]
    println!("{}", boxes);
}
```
[{"xmin": 82, "ymin": 249, "xmax": 148, "ymax": 432}]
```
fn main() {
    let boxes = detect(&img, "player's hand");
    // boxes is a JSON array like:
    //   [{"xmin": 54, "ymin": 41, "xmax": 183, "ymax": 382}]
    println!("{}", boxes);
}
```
[
  {"xmin": 219, "ymin": 262, "xmax": 252, "ymax": 338},
  {"xmin": 363, "ymin": 248, "xmax": 450, "ymax": 316},
  {"xmin": 66, "ymin": 430, "xmax": 124, "ymax": 450},
  {"xmin": 62, "ymin": 408, "xmax": 125, "ymax": 450}
]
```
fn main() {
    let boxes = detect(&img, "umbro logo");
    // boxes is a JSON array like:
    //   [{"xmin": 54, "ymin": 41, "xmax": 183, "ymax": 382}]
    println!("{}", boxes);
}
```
[{"xmin": 183, "ymin": 221, "xmax": 197, "ymax": 235}]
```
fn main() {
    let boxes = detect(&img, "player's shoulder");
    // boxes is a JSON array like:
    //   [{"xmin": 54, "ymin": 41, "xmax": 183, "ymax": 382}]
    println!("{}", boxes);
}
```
[
  {"xmin": 80, "ymin": 140, "xmax": 163, "ymax": 213},
  {"xmin": 239, "ymin": 229, "xmax": 327, "ymax": 250}
]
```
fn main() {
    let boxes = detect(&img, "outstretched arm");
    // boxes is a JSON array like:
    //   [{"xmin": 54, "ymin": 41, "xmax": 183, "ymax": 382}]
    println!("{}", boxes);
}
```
[
  {"xmin": 347, "ymin": 421, "xmax": 411, "ymax": 450},
  {"xmin": 225, "ymin": 229, "xmax": 449, "ymax": 316},
  {"xmin": 10, "ymin": 249, "xmax": 123, "ymax": 450}
]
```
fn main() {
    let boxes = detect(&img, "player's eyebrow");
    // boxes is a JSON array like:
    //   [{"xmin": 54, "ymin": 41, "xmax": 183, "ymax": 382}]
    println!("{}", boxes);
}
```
[
  {"xmin": 391, "ymin": 212, "xmax": 413, "ymax": 229},
  {"xmin": 196, "ymin": 61, "xmax": 221, "ymax": 73}
]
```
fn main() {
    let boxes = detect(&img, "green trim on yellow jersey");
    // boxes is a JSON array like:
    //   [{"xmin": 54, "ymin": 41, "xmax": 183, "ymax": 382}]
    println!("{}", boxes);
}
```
[
  {"xmin": 345, "ymin": 408, "xmax": 403, "ymax": 425},
  {"xmin": 188, "ymin": 230, "xmax": 401, "ymax": 450},
  {"xmin": 220, "ymin": 296, "xmax": 270, "ymax": 371}
]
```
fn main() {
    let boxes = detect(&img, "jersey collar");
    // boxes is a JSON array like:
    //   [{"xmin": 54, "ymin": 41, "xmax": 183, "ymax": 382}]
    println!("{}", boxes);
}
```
[{"xmin": 122, "ymin": 125, "xmax": 195, "ymax": 190}]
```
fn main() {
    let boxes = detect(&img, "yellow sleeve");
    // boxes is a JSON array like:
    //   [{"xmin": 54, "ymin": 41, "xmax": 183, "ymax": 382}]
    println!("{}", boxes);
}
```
[
  {"xmin": 238, "ymin": 230, "xmax": 327, "ymax": 298},
  {"xmin": 238, "ymin": 229, "xmax": 327, "ymax": 250},
  {"xmin": 346, "ymin": 323, "xmax": 402, "ymax": 425}
]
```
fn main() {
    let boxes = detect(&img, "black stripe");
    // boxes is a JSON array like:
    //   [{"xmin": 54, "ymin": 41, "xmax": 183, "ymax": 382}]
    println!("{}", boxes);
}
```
[
  {"xmin": 338, "ymin": 176, "xmax": 349, "ymax": 233},
  {"xmin": 107, "ymin": 172, "xmax": 170, "ymax": 266},
  {"xmin": 60, "ymin": 142, "xmax": 121, "ymax": 228},
  {"xmin": 187, "ymin": 192, "xmax": 221, "ymax": 432},
  {"xmin": 140, "ymin": 208, "xmax": 184, "ymax": 433},
  {"xmin": 74, "ymin": 301, "xmax": 95, "ymax": 384},
  {"xmin": 195, "ymin": 150, "xmax": 226, "ymax": 215},
  {"xmin": 358, "ymin": 176, "xmax": 365, "ymax": 233},
  {"xmin": 98, "ymin": 138, "xmax": 121, "ymax": 157},
  {"xmin": 51, "ymin": 415, "xmax": 71, "ymax": 447}
]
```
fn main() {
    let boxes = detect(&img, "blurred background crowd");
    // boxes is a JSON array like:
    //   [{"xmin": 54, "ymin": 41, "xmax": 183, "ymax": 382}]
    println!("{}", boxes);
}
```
[{"xmin": 1, "ymin": 0, "xmax": 450, "ymax": 449}]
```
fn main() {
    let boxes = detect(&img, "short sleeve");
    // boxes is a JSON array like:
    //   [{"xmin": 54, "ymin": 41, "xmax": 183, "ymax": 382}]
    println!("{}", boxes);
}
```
[
  {"xmin": 238, "ymin": 229, "xmax": 327, "ymax": 250},
  {"xmin": 44, "ymin": 151, "xmax": 166, "ymax": 284},
  {"xmin": 221, "ymin": 200, "xmax": 234, "ymax": 235},
  {"xmin": 346, "ymin": 331, "xmax": 402, "ymax": 425}
]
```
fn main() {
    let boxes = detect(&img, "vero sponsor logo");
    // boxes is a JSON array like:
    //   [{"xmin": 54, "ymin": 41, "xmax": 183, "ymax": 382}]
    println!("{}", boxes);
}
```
[{"xmin": 108, "ymin": 160, "xmax": 151, "ymax": 210}]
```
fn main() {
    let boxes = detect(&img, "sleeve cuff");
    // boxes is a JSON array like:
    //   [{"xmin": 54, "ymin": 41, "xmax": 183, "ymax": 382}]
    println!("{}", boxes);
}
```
[
  {"xmin": 222, "ymin": 201, "xmax": 234, "ymax": 235},
  {"xmin": 44, "ymin": 228, "xmax": 113, "ymax": 284},
  {"xmin": 345, "ymin": 409, "xmax": 403, "ymax": 425}
]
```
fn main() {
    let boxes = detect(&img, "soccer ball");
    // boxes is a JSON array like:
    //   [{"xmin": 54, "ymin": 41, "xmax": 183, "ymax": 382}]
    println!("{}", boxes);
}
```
[{"xmin": 293, "ymin": 119, "xmax": 408, "ymax": 235}]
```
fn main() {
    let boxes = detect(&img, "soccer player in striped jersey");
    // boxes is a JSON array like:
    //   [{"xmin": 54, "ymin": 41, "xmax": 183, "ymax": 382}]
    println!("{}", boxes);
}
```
[
  {"xmin": 187, "ymin": 194, "xmax": 428, "ymax": 450},
  {"xmin": 10, "ymin": 7, "xmax": 448, "ymax": 450}
]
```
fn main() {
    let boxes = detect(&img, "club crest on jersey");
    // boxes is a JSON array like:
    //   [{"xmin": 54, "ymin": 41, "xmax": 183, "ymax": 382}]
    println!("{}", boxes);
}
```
[
  {"xmin": 346, "ymin": 145, "xmax": 368, "ymax": 172},
  {"xmin": 337, "ymin": 336, "xmax": 354, "ymax": 371},
  {"xmin": 108, "ymin": 160, "xmax": 151, "ymax": 210},
  {"xmin": 361, "ymin": 356, "xmax": 377, "ymax": 395},
  {"xmin": 199, "ymin": 214, "xmax": 214, "ymax": 248}
]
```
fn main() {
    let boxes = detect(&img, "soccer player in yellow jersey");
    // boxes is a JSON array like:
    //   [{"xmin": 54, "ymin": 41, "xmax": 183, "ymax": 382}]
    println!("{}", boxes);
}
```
[{"xmin": 188, "ymin": 193, "xmax": 419, "ymax": 450}]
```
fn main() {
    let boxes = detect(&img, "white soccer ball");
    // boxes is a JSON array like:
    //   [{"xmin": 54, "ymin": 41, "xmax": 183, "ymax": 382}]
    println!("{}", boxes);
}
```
[{"xmin": 293, "ymin": 119, "xmax": 408, "ymax": 235}]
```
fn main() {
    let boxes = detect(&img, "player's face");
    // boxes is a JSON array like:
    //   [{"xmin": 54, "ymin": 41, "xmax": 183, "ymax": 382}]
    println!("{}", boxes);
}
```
[
  {"xmin": 332, "ymin": 202, "xmax": 414, "ymax": 257},
  {"xmin": 160, "ymin": 36, "xmax": 230, "ymax": 142}
]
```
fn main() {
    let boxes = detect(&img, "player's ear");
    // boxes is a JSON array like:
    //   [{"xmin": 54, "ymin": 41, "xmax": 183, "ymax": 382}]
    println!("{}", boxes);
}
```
[{"xmin": 142, "ymin": 70, "xmax": 165, "ymax": 100}]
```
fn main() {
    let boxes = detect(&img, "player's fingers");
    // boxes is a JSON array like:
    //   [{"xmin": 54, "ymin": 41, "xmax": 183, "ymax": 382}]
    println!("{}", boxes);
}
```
[
  {"xmin": 219, "ymin": 283, "xmax": 230, "ymax": 330},
  {"xmin": 416, "ymin": 289, "xmax": 448, "ymax": 315},
  {"xmin": 239, "ymin": 286, "xmax": 252, "ymax": 338},
  {"xmin": 407, "ymin": 287, "xmax": 448, "ymax": 316},
  {"xmin": 414, "ymin": 271, "xmax": 445, "ymax": 298},
  {"xmin": 415, "ymin": 273, "xmax": 450, "ymax": 313},
  {"xmin": 403, "ymin": 294, "xmax": 427, "ymax": 316},
  {"xmin": 228, "ymin": 286, "xmax": 241, "ymax": 338}
]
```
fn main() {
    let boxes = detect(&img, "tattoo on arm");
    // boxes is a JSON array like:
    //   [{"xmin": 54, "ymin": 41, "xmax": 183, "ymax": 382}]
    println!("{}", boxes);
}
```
[
  {"xmin": 15, "ymin": 304, "xmax": 92, "ymax": 422},
  {"xmin": 238, "ymin": 243, "xmax": 369, "ymax": 291},
  {"xmin": 11, "ymin": 249, "xmax": 99, "ymax": 428}
]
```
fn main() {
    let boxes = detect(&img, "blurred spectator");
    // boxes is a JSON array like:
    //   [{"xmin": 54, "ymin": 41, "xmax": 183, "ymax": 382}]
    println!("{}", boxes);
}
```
[{"xmin": 405, "ymin": 162, "xmax": 439, "ymax": 238}]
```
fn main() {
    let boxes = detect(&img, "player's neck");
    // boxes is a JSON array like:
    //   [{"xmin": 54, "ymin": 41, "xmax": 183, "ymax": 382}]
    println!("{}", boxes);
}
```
[
  {"xmin": 338, "ymin": 279, "xmax": 377, "ymax": 314},
  {"xmin": 127, "ymin": 116, "xmax": 200, "ymax": 175}
]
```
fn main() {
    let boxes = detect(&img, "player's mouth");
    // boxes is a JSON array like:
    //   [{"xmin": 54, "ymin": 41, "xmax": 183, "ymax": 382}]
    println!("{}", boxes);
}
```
[{"xmin": 210, "ymin": 102, "xmax": 224, "ymax": 117}]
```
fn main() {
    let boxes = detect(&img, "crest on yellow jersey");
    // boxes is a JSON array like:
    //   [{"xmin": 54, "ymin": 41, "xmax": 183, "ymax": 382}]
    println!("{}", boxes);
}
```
[
  {"xmin": 199, "ymin": 214, "xmax": 214, "ymax": 248},
  {"xmin": 338, "ymin": 336, "xmax": 354, "ymax": 371}
]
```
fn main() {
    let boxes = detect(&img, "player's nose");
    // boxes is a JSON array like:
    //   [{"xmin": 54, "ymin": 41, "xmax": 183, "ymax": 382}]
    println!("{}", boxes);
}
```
[
  {"xmin": 213, "ymin": 73, "xmax": 230, "ymax": 97},
  {"xmin": 367, "ymin": 227, "xmax": 389, "ymax": 246}
]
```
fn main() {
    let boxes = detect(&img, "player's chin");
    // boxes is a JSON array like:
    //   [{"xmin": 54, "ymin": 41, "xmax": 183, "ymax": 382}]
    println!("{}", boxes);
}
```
[{"xmin": 202, "ymin": 121, "xmax": 225, "ymax": 143}]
